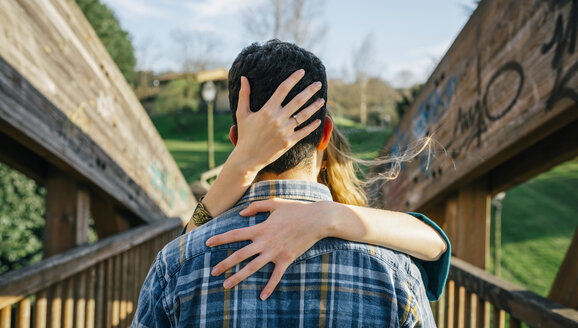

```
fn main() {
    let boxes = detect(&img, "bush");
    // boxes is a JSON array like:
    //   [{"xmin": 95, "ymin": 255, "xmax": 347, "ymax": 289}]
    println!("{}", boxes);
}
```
[{"xmin": 0, "ymin": 163, "xmax": 45, "ymax": 275}]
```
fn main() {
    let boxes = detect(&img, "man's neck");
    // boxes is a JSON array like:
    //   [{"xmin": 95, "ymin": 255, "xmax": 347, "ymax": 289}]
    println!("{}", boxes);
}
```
[{"xmin": 254, "ymin": 165, "xmax": 318, "ymax": 183}]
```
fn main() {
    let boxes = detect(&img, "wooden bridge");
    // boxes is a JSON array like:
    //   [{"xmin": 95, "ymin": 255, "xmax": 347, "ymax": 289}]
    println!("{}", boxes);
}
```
[{"xmin": 0, "ymin": 0, "xmax": 577, "ymax": 327}]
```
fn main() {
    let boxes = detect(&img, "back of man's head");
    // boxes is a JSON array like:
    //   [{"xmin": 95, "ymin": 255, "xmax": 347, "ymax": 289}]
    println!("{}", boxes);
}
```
[{"xmin": 228, "ymin": 40, "xmax": 328, "ymax": 174}]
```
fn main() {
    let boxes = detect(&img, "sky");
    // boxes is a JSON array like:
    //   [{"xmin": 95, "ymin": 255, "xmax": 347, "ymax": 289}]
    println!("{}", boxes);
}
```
[{"xmin": 101, "ymin": 0, "xmax": 473, "ymax": 87}]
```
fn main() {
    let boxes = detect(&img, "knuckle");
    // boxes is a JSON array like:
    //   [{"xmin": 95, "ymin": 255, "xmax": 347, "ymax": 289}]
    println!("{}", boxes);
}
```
[
  {"xmin": 280, "ymin": 252, "xmax": 294, "ymax": 263},
  {"xmin": 233, "ymin": 251, "xmax": 245, "ymax": 262},
  {"xmin": 247, "ymin": 261, "xmax": 260, "ymax": 272},
  {"xmin": 278, "ymin": 82, "xmax": 290, "ymax": 94}
]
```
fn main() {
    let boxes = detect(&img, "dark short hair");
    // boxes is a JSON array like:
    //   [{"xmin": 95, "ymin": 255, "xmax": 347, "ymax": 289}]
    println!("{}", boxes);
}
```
[{"xmin": 228, "ymin": 40, "xmax": 327, "ymax": 174}]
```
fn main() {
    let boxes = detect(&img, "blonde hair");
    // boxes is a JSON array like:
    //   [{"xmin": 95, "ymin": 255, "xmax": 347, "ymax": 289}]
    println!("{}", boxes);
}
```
[
  {"xmin": 318, "ymin": 128, "xmax": 368, "ymax": 206},
  {"xmin": 318, "ymin": 124, "xmax": 434, "ymax": 207}
]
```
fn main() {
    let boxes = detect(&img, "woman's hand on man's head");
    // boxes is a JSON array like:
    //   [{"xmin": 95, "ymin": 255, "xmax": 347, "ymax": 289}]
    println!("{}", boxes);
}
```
[{"xmin": 230, "ymin": 69, "xmax": 325, "ymax": 173}]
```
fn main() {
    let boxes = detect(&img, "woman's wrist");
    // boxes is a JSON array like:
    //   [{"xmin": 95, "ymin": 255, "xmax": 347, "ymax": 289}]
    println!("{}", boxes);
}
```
[
  {"xmin": 227, "ymin": 147, "xmax": 265, "ymax": 177},
  {"xmin": 316, "ymin": 201, "xmax": 346, "ymax": 240}
]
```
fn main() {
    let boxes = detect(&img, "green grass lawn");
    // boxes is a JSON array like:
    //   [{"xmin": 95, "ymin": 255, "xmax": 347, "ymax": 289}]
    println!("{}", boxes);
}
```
[
  {"xmin": 151, "ymin": 112, "xmax": 235, "ymax": 182},
  {"xmin": 150, "ymin": 111, "xmax": 577, "ymax": 299}
]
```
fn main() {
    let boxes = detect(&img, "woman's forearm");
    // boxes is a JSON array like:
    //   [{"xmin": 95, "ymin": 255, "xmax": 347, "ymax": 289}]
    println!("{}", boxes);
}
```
[
  {"xmin": 324, "ymin": 202, "xmax": 447, "ymax": 261},
  {"xmin": 199, "ymin": 148, "xmax": 261, "ymax": 220}
]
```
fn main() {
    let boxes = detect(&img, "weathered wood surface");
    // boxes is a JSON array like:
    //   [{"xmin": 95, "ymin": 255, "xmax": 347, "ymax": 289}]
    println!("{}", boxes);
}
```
[
  {"xmin": 449, "ymin": 257, "xmax": 578, "ymax": 327},
  {"xmin": 0, "ymin": 0, "xmax": 194, "ymax": 220},
  {"xmin": 549, "ymin": 228, "xmax": 578, "ymax": 309},
  {"xmin": 369, "ymin": 0, "xmax": 578, "ymax": 211},
  {"xmin": 0, "ymin": 217, "xmax": 181, "ymax": 309}
]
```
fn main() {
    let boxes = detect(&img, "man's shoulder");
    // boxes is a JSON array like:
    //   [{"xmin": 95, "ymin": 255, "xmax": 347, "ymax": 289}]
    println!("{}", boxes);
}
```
[
  {"xmin": 304, "ymin": 237, "xmax": 414, "ymax": 272},
  {"xmin": 155, "ymin": 207, "xmax": 252, "ymax": 281}
]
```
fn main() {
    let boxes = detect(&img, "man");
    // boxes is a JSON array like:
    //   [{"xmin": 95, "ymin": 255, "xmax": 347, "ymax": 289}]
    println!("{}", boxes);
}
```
[{"xmin": 133, "ymin": 40, "xmax": 435, "ymax": 327}]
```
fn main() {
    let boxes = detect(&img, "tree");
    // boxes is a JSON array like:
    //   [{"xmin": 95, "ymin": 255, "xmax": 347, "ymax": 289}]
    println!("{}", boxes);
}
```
[
  {"xmin": 352, "ymin": 32, "xmax": 378, "ymax": 126},
  {"xmin": 395, "ymin": 84, "xmax": 423, "ymax": 120},
  {"xmin": 0, "ymin": 163, "xmax": 45, "ymax": 274},
  {"xmin": 171, "ymin": 29, "xmax": 221, "ymax": 74},
  {"xmin": 75, "ymin": 0, "xmax": 137, "ymax": 85},
  {"xmin": 242, "ymin": 0, "xmax": 327, "ymax": 49}
]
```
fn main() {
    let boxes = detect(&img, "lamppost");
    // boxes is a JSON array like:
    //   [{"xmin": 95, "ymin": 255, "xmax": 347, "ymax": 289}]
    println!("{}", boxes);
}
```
[
  {"xmin": 492, "ymin": 192, "xmax": 506, "ymax": 275},
  {"xmin": 202, "ymin": 81, "xmax": 217, "ymax": 169}
]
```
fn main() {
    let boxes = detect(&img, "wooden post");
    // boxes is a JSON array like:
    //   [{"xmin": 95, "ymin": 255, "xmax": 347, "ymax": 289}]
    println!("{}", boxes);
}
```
[
  {"xmin": 91, "ymin": 195, "xmax": 129, "ymax": 240},
  {"xmin": 549, "ymin": 228, "xmax": 578, "ymax": 309},
  {"xmin": 453, "ymin": 176, "xmax": 491, "ymax": 269},
  {"xmin": 44, "ymin": 168, "xmax": 90, "ymax": 257}
]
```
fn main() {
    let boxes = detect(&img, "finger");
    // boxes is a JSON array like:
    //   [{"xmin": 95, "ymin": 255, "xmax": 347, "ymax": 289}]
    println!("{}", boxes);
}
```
[
  {"xmin": 222, "ymin": 255, "xmax": 270, "ymax": 289},
  {"xmin": 236, "ymin": 76, "xmax": 251, "ymax": 117},
  {"xmin": 283, "ymin": 81, "xmax": 322, "ymax": 117},
  {"xmin": 292, "ymin": 119, "xmax": 322, "ymax": 141},
  {"xmin": 206, "ymin": 226, "xmax": 256, "ymax": 247},
  {"xmin": 291, "ymin": 97, "xmax": 324, "ymax": 128},
  {"xmin": 211, "ymin": 243, "xmax": 260, "ymax": 276},
  {"xmin": 239, "ymin": 199, "xmax": 277, "ymax": 216},
  {"xmin": 264, "ymin": 69, "xmax": 305, "ymax": 109},
  {"xmin": 260, "ymin": 262, "xmax": 290, "ymax": 300}
]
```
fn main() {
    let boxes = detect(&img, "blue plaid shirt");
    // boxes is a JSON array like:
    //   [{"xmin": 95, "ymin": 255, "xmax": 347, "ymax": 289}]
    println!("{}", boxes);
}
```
[{"xmin": 133, "ymin": 180, "xmax": 437, "ymax": 327}]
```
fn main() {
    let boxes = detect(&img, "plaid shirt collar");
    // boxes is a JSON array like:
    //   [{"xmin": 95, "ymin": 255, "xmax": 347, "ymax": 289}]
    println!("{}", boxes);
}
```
[{"xmin": 235, "ymin": 180, "xmax": 333, "ymax": 208}]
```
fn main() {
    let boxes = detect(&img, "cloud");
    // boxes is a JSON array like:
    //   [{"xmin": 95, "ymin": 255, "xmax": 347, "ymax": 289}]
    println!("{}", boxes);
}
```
[
  {"xmin": 185, "ymin": 0, "xmax": 265, "ymax": 19},
  {"xmin": 101, "ymin": 0, "xmax": 170, "ymax": 18}
]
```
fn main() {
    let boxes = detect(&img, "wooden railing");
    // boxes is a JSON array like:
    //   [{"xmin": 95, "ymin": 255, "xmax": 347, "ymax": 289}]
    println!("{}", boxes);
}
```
[
  {"xmin": 432, "ymin": 257, "xmax": 578, "ymax": 328},
  {"xmin": 0, "ymin": 218, "xmax": 182, "ymax": 328}
]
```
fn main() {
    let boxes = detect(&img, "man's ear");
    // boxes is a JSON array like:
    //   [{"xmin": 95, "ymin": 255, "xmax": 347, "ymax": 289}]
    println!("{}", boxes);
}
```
[
  {"xmin": 229, "ymin": 125, "xmax": 238, "ymax": 146},
  {"xmin": 317, "ymin": 116, "xmax": 333, "ymax": 151}
]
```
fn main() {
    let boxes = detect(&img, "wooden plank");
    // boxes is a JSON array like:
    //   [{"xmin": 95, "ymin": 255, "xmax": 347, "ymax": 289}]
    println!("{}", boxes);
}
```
[
  {"xmin": 112, "ymin": 256, "xmax": 120, "ymax": 327},
  {"xmin": 455, "ymin": 177, "xmax": 490, "ymax": 268},
  {"xmin": 449, "ymin": 257, "xmax": 578, "ymax": 327},
  {"xmin": 446, "ymin": 280, "xmax": 455, "ymax": 328},
  {"xmin": 0, "ymin": 0, "xmax": 194, "ymax": 220},
  {"xmin": 34, "ymin": 290, "xmax": 48, "ymax": 328},
  {"xmin": 50, "ymin": 283, "xmax": 62, "ymax": 328},
  {"xmin": 119, "ymin": 252, "xmax": 128, "ymax": 327},
  {"xmin": 549, "ymin": 228, "xmax": 578, "ymax": 309},
  {"xmin": 1, "ymin": 306, "xmax": 11, "ymax": 328},
  {"xmin": 44, "ymin": 168, "xmax": 90, "ymax": 256},
  {"xmin": 76, "ymin": 188, "xmax": 91, "ymax": 246},
  {"xmin": 16, "ymin": 297, "xmax": 30, "ymax": 328},
  {"xmin": 91, "ymin": 194, "xmax": 129, "ymax": 239},
  {"xmin": 467, "ymin": 292, "xmax": 477, "ymax": 328},
  {"xmin": 86, "ymin": 268, "xmax": 95, "ymax": 328},
  {"xmin": 95, "ymin": 262, "xmax": 105, "ymax": 328},
  {"xmin": 0, "ymin": 218, "xmax": 181, "ymax": 309},
  {"xmin": 105, "ymin": 258, "xmax": 113, "ymax": 328},
  {"xmin": 435, "ymin": 289, "xmax": 445, "ymax": 327},
  {"xmin": 477, "ymin": 299, "xmax": 490, "ymax": 328},
  {"xmin": 457, "ymin": 286, "xmax": 466, "ymax": 327},
  {"xmin": 492, "ymin": 306, "xmax": 505, "ymax": 328},
  {"xmin": 63, "ymin": 278, "xmax": 74, "ymax": 328},
  {"xmin": 76, "ymin": 271, "xmax": 87, "ymax": 328},
  {"xmin": 510, "ymin": 316, "xmax": 522, "ymax": 328},
  {"xmin": 369, "ymin": 0, "xmax": 578, "ymax": 212}
]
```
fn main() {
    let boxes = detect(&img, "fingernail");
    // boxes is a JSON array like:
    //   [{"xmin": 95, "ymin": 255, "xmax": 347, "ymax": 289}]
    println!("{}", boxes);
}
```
[
  {"xmin": 317, "ymin": 98, "xmax": 325, "ymax": 105},
  {"xmin": 297, "ymin": 69, "xmax": 305, "ymax": 76},
  {"xmin": 206, "ymin": 238, "xmax": 214, "ymax": 247},
  {"xmin": 212, "ymin": 268, "xmax": 220, "ymax": 276},
  {"xmin": 314, "ymin": 81, "xmax": 322, "ymax": 88},
  {"xmin": 260, "ymin": 292, "xmax": 268, "ymax": 301},
  {"xmin": 223, "ymin": 280, "xmax": 232, "ymax": 289},
  {"xmin": 239, "ymin": 208, "xmax": 247, "ymax": 215}
]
